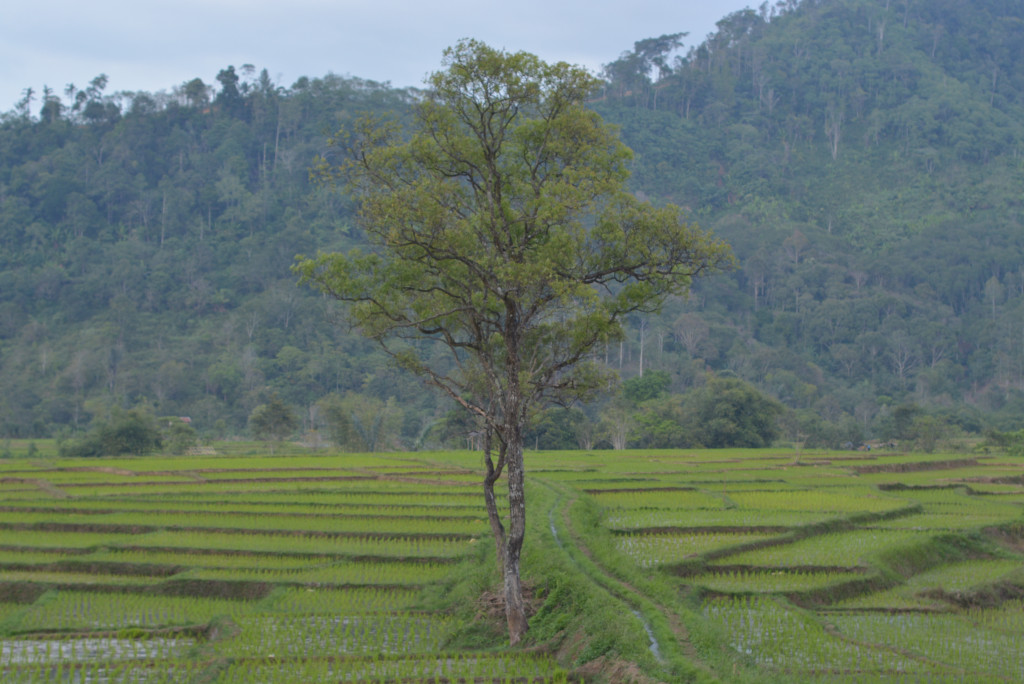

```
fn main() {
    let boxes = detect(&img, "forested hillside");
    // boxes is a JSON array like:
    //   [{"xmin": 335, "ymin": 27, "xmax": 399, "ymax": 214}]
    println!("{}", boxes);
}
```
[
  {"xmin": 0, "ymin": 72, "xmax": 431, "ymax": 445},
  {"xmin": 2, "ymin": 0, "xmax": 1023, "ymax": 450},
  {"xmin": 595, "ymin": 0, "xmax": 1024, "ymax": 445}
]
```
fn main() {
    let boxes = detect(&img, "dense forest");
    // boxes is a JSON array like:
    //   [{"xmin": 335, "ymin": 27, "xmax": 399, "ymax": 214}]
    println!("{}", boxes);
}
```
[{"xmin": 2, "ymin": 0, "xmax": 1023, "ymax": 451}]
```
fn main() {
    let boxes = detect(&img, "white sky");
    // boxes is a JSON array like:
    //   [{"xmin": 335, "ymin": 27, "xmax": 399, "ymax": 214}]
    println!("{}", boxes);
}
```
[{"xmin": 1, "ymin": 1, "xmax": 753, "ymax": 112}]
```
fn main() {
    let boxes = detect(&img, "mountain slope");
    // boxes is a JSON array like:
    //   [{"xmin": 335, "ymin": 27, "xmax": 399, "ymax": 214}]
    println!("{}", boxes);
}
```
[{"xmin": 2, "ymin": 0, "xmax": 1023, "ymax": 446}]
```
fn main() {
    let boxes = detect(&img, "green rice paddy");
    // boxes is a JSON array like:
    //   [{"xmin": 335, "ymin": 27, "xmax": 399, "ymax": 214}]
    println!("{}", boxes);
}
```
[{"xmin": 0, "ymin": 444, "xmax": 1022, "ymax": 682}]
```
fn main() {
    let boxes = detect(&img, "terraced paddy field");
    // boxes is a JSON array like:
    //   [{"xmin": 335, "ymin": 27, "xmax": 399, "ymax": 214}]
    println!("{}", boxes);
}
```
[
  {"xmin": 553, "ymin": 448, "xmax": 1024, "ymax": 683},
  {"xmin": 0, "ymin": 449, "xmax": 567, "ymax": 683},
  {"xmin": 0, "ymin": 445, "xmax": 1022, "ymax": 682}
]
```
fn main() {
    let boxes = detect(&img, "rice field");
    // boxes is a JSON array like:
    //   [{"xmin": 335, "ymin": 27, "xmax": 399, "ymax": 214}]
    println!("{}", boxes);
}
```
[
  {"xmin": 1, "ymin": 443, "xmax": 1022, "ymax": 682},
  {"xmin": 582, "ymin": 447, "xmax": 1024, "ymax": 681},
  {"xmin": 708, "ymin": 529, "xmax": 933, "ymax": 567},
  {"xmin": 614, "ymin": 531, "xmax": 780, "ymax": 567},
  {"xmin": 0, "ymin": 448, "xmax": 567, "ymax": 683}
]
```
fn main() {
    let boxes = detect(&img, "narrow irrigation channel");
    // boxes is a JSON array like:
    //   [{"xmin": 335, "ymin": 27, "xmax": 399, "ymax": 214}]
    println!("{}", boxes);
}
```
[
  {"xmin": 541, "ymin": 481, "xmax": 666, "ymax": 666},
  {"xmin": 632, "ymin": 609, "xmax": 663, "ymax": 662}
]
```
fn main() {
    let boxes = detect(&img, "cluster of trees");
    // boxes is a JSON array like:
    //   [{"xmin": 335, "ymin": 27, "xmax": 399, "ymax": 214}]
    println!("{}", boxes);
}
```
[
  {"xmin": 2, "ymin": 0, "xmax": 1024, "ymax": 452},
  {"xmin": 525, "ymin": 372, "xmax": 784, "ymax": 451},
  {"xmin": 58, "ymin": 406, "xmax": 196, "ymax": 458}
]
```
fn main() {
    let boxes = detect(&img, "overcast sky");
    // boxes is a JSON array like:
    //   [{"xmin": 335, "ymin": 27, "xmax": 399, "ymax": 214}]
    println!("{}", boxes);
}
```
[{"xmin": 2, "ymin": 1, "xmax": 753, "ymax": 113}]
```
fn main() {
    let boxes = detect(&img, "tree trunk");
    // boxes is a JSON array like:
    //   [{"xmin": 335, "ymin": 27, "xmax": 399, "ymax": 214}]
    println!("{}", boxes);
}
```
[
  {"xmin": 501, "ymin": 301, "xmax": 529, "ymax": 645},
  {"xmin": 482, "ymin": 430, "xmax": 506, "ymax": 573},
  {"xmin": 503, "ymin": 433, "xmax": 528, "ymax": 644}
]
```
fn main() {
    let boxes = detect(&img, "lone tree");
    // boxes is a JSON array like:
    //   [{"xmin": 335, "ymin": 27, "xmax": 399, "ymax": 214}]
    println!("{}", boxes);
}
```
[{"xmin": 295, "ymin": 39, "xmax": 732, "ymax": 643}]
